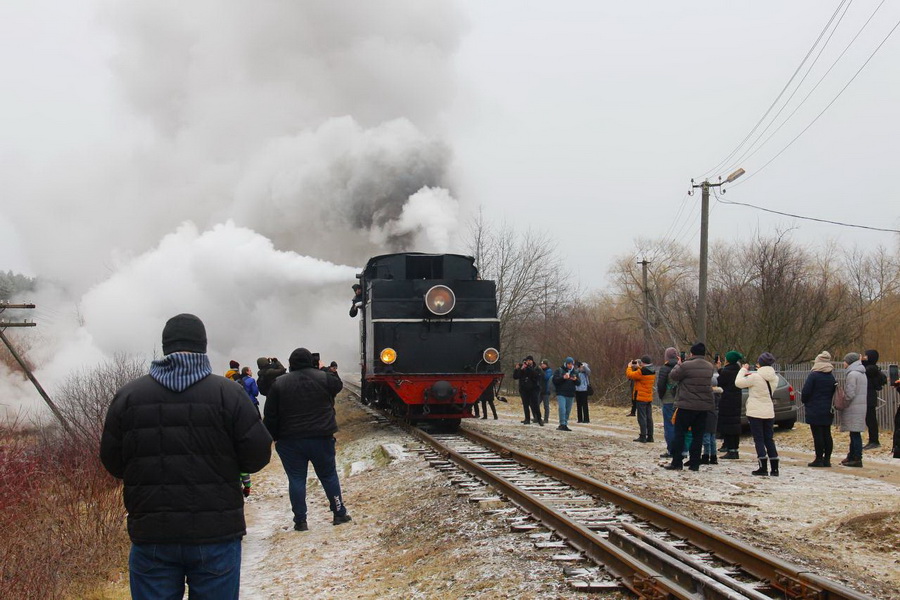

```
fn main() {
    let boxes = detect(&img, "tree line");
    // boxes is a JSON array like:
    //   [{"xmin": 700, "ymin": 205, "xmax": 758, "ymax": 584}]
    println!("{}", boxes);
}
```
[{"xmin": 468, "ymin": 216, "xmax": 900, "ymax": 399}]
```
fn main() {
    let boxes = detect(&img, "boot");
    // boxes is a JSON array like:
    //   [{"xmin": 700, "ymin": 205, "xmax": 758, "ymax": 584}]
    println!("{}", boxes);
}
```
[
  {"xmin": 700, "ymin": 454, "xmax": 710, "ymax": 465},
  {"xmin": 646, "ymin": 436, "xmax": 654, "ymax": 442},
  {"xmin": 770, "ymin": 458, "xmax": 779, "ymax": 477},
  {"xmin": 751, "ymin": 458, "xmax": 768, "ymax": 476},
  {"xmin": 633, "ymin": 436, "xmax": 646, "ymax": 443},
  {"xmin": 481, "ymin": 414, "xmax": 488, "ymax": 420},
  {"xmin": 722, "ymin": 450, "xmax": 739, "ymax": 460},
  {"xmin": 709, "ymin": 454, "xmax": 718, "ymax": 465},
  {"xmin": 808, "ymin": 458, "xmax": 825, "ymax": 467},
  {"xmin": 823, "ymin": 456, "xmax": 831, "ymax": 467}
]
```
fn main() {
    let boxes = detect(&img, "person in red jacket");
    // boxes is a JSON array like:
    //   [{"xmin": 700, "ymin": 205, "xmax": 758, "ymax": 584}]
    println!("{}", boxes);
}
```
[{"xmin": 626, "ymin": 355, "xmax": 656, "ymax": 443}]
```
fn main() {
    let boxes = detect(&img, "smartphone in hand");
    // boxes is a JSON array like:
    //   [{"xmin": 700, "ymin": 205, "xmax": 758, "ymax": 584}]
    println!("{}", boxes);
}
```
[{"xmin": 890, "ymin": 364, "xmax": 899, "ymax": 385}]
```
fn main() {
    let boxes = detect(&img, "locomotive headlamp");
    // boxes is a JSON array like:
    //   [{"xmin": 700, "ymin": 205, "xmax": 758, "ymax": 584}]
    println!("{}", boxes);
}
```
[
  {"xmin": 425, "ymin": 285, "xmax": 456, "ymax": 316},
  {"xmin": 483, "ymin": 347, "xmax": 499, "ymax": 364},
  {"xmin": 380, "ymin": 347, "xmax": 397, "ymax": 364}
]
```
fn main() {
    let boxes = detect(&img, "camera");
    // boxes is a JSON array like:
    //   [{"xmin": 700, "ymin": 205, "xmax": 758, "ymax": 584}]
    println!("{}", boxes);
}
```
[{"xmin": 679, "ymin": 351, "xmax": 686, "ymax": 362}]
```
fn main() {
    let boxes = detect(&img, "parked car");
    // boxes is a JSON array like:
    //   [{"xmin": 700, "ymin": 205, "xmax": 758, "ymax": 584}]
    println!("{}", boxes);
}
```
[{"xmin": 738, "ymin": 374, "xmax": 797, "ymax": 429}]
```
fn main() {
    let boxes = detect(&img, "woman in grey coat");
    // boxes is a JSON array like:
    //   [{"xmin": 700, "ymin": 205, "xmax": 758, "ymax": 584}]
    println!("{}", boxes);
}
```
[{"xmin": 840, "ymin": 352, "xmax": 868, "ymax": 467}]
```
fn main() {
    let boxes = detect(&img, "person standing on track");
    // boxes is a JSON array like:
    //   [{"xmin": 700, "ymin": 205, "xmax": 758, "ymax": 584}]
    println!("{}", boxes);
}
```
[
  {"xmin": 100, "ymin": 314, "xmax": 272, "ymax": 600},
  {"xmin": 263, "ymin": 347, "xmax": 351, "ymax": 531},
  {"xmin": 513, "ymin": 356, "xmax": 544, "ymax": 426}
]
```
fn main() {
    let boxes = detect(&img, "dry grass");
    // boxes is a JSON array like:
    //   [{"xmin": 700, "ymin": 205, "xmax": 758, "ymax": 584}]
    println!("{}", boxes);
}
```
[{"xmin": 0, "ymin": 424, "xmax": 129, "ymax": 600}]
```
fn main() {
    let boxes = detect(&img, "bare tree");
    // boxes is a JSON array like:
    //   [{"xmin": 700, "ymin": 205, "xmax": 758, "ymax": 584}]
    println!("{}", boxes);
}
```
[{"xmin": 465, "ymin": 212, "xmax": 574, "ymax": 366}]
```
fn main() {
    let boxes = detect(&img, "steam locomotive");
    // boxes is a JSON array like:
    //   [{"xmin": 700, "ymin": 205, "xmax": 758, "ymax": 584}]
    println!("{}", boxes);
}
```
[{"xmin": 356, "ymin": 253, "xmax": 503, "ymax": 428}]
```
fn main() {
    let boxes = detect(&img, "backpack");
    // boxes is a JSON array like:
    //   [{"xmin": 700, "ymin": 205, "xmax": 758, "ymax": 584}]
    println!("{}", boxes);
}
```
[{"xmin": 833, "ymin": 383, "xmax": 850, "ymax": 411}]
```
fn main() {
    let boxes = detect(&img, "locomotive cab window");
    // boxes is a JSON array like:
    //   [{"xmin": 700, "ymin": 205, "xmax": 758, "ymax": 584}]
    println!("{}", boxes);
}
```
[{"xmin": 406, "ymin": 255, "xmax": 443, "ymax": 279}]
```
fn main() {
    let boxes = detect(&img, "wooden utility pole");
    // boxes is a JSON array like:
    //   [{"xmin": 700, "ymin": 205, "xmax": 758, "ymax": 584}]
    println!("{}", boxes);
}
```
[{"xmin": 0, "ymin": 302, "xmax": 72, "ymax": 433}]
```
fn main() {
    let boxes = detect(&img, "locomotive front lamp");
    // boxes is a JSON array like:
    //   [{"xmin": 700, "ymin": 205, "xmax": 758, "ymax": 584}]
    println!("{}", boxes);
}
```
[
  {"xmin": 425, "ymin": 285, "xmax": 456, "ymax": 316},
  {"xmin": 380, "ymin": 347, "xmax": 397, "ymax": 364},
  {"xmin": 483, "ymin": 347, "xmax": 499, "ymax": 364}
]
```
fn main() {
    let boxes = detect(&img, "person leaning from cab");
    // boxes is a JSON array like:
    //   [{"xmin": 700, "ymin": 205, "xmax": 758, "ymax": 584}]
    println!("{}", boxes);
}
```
[{"xmin": 349, "ymin": 284, "xmax": 363, "ymax": 317}]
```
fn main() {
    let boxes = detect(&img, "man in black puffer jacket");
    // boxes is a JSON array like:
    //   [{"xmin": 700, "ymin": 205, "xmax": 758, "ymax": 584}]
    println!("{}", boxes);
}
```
[
  {"xmin": 263, "ymin": 347, "xmax": 350, "ymax": 532},
  {"xmin": 100, "ymin": 314, "xmax": 272, "ymax": 600},
  {"xmin": 663, "ymin": 342, "xmax": 715, "ymax": 472}
]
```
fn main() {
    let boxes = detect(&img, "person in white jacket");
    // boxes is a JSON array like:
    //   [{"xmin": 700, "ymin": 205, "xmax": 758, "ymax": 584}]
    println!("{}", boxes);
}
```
[{"xmin": 735, "ymin": 352, "xmax": 781, "ymax": 476}]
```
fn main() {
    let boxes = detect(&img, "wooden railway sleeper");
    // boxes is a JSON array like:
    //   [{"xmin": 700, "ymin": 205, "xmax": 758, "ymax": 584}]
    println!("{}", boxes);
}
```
[{"xmin": 773, "ymin": 571, "xmax": 824, "ymax": 600}]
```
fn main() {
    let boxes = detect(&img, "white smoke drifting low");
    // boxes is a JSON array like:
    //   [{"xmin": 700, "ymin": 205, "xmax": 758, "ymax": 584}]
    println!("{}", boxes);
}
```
[{"xmin": 1, "ymin": 1, "xmax": 468, "ymax": 419}]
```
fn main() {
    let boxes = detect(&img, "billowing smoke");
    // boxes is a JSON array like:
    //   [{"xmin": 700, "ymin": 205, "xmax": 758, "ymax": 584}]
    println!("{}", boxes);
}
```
[{"xmin": 1, "ymin": 1, "xmax": 468, "ymax": 419}]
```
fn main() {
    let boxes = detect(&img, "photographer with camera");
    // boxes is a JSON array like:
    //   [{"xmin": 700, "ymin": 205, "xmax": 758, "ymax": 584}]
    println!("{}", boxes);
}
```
[
  {"xmin": 256, "ymin": 356, "xmax": 287, "ymax": 397},
  {"xmin": 574, "ymin": 361, "xmax": 592, "ymax": 423},
  {"xmin": 513, "ymin": 356, "xmax": 544, "ymax": 426},
  {"xmin": 626, "ymin": 356, "xmax": 656, "ymax": 443}
]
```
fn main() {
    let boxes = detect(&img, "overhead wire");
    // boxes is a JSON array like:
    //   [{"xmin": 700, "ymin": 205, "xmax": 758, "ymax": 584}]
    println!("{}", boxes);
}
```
[
  {"xmin": 695, "ymin": 0, "xmax": 851, "ymax": 180},
  {"xmin": 718, "ymin": 0, "xmax": 856, "ymax": 176},
  {"xmin": 731, "ymin": 13, "xmax": 900, "ymax": 189},
  {"xmin": 712, "ymin": 189, "xmax": 900, "ymax": 233}
]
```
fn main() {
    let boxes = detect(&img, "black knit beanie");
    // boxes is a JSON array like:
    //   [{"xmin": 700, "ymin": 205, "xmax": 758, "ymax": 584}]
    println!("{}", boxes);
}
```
[
  {"xmin": 162, "ymin": 314, "xmax": 207, "ymax": 355},
  {"xmin": 690, "ymin": 342, "xmax": 706, "ymax": 356}
]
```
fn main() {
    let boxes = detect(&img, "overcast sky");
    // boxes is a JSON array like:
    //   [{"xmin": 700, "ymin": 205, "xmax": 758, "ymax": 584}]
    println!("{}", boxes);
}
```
[
  {"xmin": 3, "ymin": 1, "xmax": 900, "ymax": 283},
  {"xmin": 2, "ymin": 1, "xmax": 899, "ymax": 414}
]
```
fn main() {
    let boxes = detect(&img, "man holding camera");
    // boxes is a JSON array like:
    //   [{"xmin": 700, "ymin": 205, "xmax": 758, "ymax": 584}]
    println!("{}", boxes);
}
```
[
  {"xmin": 513, "ymin": 356, "xmax": 544, "ymax": 426},
  {"xmin": 256, "ymin": 356, "xmax": 287, "ymax": 397},
  {"xmin": 626, "ymin": 356, "xmax": 656, "ymax": 443}
]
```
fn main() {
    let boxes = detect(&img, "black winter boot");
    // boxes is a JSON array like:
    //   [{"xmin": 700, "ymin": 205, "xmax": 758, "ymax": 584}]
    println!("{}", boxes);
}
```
[
  {"xmin": 722, "ymin": 450, "xmax": 739, "ymax": 460},
  {"xmin": 770, "ymin": 458, "xmax": 779, "ymax": 477},
  {"xmin": 751, "ymin": 458, "xmax": 768, "ymax": 476},
  {"xmin": 709, "ymin": 454, "xmax": 718, "ymax": 465},
  {"xmin": 700, "ymin": 454, "xmax": 710, "ymax": 465}
]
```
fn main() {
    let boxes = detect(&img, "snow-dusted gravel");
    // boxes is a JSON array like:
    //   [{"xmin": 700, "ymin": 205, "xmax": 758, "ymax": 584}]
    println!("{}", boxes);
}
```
[{"xmin": 239, "ymin": 393, "xmax": 899, "ymax": 599}]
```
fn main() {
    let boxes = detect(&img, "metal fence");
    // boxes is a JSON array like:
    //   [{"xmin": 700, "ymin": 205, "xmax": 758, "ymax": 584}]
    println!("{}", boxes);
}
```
[{"xmin": 781, "ymin": 361, "xmax": 898, "ymax": 430}]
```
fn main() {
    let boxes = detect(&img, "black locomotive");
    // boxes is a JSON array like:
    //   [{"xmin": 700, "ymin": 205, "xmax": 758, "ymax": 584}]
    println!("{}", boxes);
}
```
[{"xmin": 356, "ymin": 253, "xmax": 503, "ymax": 428}]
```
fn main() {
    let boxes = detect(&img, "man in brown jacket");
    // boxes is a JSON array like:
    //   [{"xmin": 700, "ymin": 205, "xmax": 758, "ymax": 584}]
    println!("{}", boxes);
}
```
[{"xmin": 663, "ymin": 342, "xmax": 715, "ymax": 471}]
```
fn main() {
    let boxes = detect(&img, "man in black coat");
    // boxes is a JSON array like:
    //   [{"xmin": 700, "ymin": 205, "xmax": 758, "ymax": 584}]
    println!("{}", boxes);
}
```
[
  {"xmin": 862, "ymin": 349, "xmax": 886, "ymax": 450},
  {"xmin": 256, "ymin": 356, "xmax": 286, "ymax": 396},
  {"xmin": 263, "ymin": 347, "xmax": 351, "ymax": 531},
  {"xmin": 100, "ymin": 314, "xmax": 272, "ymax": 600},
  {"xmin": 513, "ymin": 355, "xmax": 544, "ymax": 426}
]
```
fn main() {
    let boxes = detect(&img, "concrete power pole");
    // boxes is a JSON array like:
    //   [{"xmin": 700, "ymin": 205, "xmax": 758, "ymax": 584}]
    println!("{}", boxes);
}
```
[
  {"xmin": 0, "ymin": 302, "xmax": 73, "ymax": 433},
  {"xmin": 638, "ymin": 259, "xmax": 651, "ymax": 352},
  {"xmin": 690, "ymin": 167, "xmax": 745, "ymax": 344}
]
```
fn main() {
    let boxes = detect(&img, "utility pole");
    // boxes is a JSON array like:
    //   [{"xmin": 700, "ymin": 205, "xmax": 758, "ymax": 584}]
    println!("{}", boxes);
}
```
[
  {"xmin": 638, "ymin": 259, "xmax": 651, "ymax": 352},
  {"xmin": 690, "ymin": 167, "xmax": 745, "ymax": 343},
  {"xmin": 0, "ymin": 302, "xmax": 72, "ymax": 433}
]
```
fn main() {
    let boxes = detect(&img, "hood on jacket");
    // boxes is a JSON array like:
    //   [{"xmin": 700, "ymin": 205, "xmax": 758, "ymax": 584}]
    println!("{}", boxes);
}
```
[
  {"xmin": 863, "ymin": 349, "xmax": 879, "ymax": 365},
  {"xmin": 289, "ymin": 347, "xmax": 315, "ymax": 371},
  {"xmin": 257, "ymin": 357, "xmax": 269, "ymax": 369},
  {"xmin": 149, "ymin": 352, "xmax": 212, "ymax": 392}
]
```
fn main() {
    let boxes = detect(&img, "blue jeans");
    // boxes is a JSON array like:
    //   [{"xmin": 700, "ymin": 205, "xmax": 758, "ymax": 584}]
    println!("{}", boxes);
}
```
[
  {"xmin": 129, "ymin": 540, "xmax": 241, "ymax": 600},
  {"xmin": 849, "ymin": 431, "xmax": 863, "ymax": 460},
  {"xmin": 557, "ymin": 396, "xmax": 574, "ymax": 426},
  {"xmin": 662, "ymin": 403, "xmax": 676, "ymax": 455},
  {"xmin": 702, "ymin": 432, "xmax": 716, "ymax": 456},
  {"xmin": 276, "ymin": 437, "xmax": 347, "ymax": 524}
]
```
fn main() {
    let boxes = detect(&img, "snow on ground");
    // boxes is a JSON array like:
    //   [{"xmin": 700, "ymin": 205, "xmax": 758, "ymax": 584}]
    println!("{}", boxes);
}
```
[{"xmin": 239, "ymin": 393, "xmax": 899, "ymax": 599}]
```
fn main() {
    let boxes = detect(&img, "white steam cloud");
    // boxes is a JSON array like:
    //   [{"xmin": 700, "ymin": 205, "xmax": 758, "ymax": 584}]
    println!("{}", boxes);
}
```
[{"xmin": 1, "ymin": 1, "xmax": 468, "ymax": 419}]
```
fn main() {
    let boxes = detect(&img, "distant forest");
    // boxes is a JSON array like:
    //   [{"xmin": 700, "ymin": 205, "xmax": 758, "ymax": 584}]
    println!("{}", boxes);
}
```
[{"xmin": 0, "ymin": 271, "xmax": 35, "ymax": 300}]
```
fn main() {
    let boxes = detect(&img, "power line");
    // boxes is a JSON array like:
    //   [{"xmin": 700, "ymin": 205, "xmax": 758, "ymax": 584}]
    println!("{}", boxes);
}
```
[
  {"xmin": 723, "ymin": 0, "xmax": 887, "ymax": 175},
  {"xmin": 719, "ymin": 0, "xmax": 856, "ymax": 177},
  {"xmin": 712, "ymin": 189, "xmax": 900, "ymax": 233},
  {"xmin": 696, "ymin": 0, "xmax": 851, "ymax": 180},
  {"xmin": 731, "ymin": 13, "xmax": 900, "ymax": 188}
]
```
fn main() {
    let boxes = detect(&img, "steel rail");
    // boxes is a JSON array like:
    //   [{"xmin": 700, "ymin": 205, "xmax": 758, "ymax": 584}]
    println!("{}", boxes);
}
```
[
  {"xmin": 343, "ymin": 382, "xmax": 872, "ymax": 599},
  {"xmin": 457, "ymin": 426, "xmax": 872, "ymax": 600}
]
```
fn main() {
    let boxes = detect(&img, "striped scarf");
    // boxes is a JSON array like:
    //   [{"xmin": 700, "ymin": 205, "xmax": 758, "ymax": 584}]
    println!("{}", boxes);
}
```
[{"xmin": 150, "ymin": 352, "xmax": 212, "ymax": 392}]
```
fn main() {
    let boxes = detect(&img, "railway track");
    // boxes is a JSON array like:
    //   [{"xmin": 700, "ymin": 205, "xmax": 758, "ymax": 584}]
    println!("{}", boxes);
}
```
[{"xmin": 343, "ymin": 382, "xmax": 873, "ymax": 599}]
